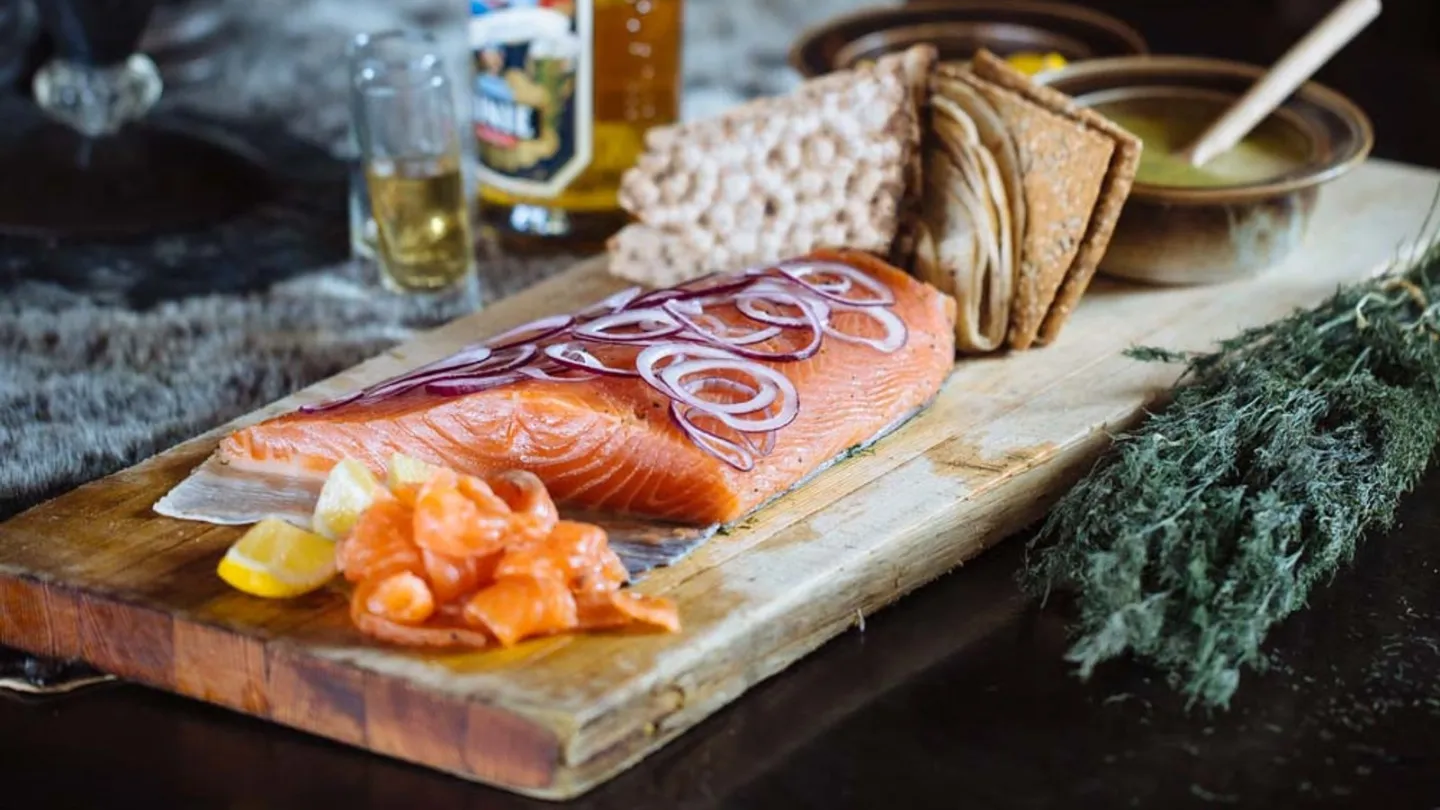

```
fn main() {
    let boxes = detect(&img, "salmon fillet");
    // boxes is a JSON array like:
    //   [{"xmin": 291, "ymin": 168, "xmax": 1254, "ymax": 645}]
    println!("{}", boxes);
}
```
[{"xmin": 216, "ymin": 250, "xmax": 955, "ymax": 525}]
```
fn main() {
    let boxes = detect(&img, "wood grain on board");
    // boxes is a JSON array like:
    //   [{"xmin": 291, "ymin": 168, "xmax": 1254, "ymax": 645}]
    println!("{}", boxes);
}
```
[{"xmin": 0, "ymin": 160, "xmax": 1436, "ymax": 799}]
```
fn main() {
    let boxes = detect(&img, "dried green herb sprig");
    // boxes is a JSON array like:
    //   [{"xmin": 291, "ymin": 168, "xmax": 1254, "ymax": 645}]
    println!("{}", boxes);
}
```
[{"xmin": 1024, "ymin": 228, "xmax": 1440, "ymax": 708}]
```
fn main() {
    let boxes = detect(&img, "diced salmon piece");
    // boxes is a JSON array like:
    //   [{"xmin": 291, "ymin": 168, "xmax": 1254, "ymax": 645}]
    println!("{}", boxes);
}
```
[{"xmin": 463, "ymin": 576, "xmax": 580, "ymax": 647}]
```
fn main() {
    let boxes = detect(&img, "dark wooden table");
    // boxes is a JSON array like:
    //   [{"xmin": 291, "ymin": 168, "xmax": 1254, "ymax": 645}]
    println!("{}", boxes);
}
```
[{"xmin": 3, "ymin": 1, "xmax": 1440, "ymax": 807}]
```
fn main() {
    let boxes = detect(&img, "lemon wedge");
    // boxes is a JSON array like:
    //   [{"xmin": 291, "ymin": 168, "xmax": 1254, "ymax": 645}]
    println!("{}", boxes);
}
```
[
  {"xmin": 217, "ymin": 518, "xmax": 337, "ymax": 599},
  {"xmin": 312, "ymin": 458, "xmax": 382, "ymax": 540},
  {"xmin": 386, "ymin": 453, "xmax": 437, "ymax": 491}
]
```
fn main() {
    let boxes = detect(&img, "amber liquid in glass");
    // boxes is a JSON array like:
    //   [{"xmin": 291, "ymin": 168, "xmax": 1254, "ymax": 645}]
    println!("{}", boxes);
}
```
[
  {"xmin": 476, "ymin": 0, "xmax": 683, "ymax": 254},
  {"xmin": 367, "ymin": 154, "xmax": 475, "ymax": 292}
]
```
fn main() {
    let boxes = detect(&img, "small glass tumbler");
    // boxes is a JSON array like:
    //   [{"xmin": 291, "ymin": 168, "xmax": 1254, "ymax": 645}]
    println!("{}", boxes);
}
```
[{"xmin": 351, "ymin": 31, "xmax": 476, "ymax": 293}]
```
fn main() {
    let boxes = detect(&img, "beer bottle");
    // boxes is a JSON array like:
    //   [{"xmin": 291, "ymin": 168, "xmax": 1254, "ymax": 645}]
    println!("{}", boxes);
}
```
[{"xmin": 468, "ymin": 0, "xmax": 683, "ymax": 254}]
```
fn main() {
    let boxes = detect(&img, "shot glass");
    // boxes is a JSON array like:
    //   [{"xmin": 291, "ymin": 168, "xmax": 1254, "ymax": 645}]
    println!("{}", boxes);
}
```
[{"xmin": 351, "ymin": 31, "xmax": 476, "ymax": 293}]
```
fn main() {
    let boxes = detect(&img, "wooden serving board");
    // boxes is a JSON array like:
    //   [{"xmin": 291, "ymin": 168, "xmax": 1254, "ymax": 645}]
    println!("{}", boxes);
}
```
[{"xmin": 1, "ymin": 160, "xmax": 1436, "ymax": 799}]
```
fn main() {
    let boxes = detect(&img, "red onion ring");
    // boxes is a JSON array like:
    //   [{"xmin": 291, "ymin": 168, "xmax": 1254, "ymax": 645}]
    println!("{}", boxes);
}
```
[
  {"xmin": 572, "ymin": 309, "xmax": 682, "ymax": 344},
  {"xmin": 670, "ymin": 403, "xmax": 755, "ymax": 471},
  {"xmin": 486, "ymin": 315, "xmax": 574, "ymax": 349},
  {"xmin": 743, "ymin": 428, "xmax": 777, "ymax": 456},
  {"xmin": 519, "ymin": 364, "xmax": 600, "ymax": 382},
  {"xmin": 678, "ymin": 374, "xmax": 777, "ymax": 415},
  {"xmin": 661, "ymin": 359, "xmax": 799, "ymax": 433},
  {"xmin": 575, "ymin": 287, "xmax": 643, "ymax": 321},
  {"xmin": 634, "ymin": 342, "xmax": 725, "ymax": 395},
  {"xmin": 662, "ymin": 298, "xmax": 782, "ymax": 347},
  {"xmin": 299, "ymin": 344, "xmax": 529, "ymax": 412},
  {"xmin": 822, "ymin": 303, "xmax": 908, "ymax": 353},
  {"xmin": 628, "ymin": 277, "xmax": 755, "ymax": 311},
  {"xmin": 639, "ymin": 344, "xmax": 801, "ymax": 433},
  {"xmin": 735, "ymin": 287, "xmax": 813, "ymax": 327},
  {"xmin": 424, "ymin": 372, "xmax": 527, "ymax": 396},
  {"xmin": 774, "ymin": 261, "xmax": 895, "ymax": 306},
  {"xmin": 543, "ymin": 341, "xmax": 641, "ymax": 377}
]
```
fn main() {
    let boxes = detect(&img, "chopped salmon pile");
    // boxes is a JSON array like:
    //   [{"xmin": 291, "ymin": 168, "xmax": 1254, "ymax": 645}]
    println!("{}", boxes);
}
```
[{"xmin": 336, "ymin": 466, "xmax": 679, "ymax": 648}]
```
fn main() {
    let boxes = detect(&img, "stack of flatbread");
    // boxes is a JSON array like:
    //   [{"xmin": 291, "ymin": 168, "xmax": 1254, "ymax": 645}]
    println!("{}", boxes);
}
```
[{"xmin": 607, "ymin": 46, "xmax": 1141, "ymax": 352}]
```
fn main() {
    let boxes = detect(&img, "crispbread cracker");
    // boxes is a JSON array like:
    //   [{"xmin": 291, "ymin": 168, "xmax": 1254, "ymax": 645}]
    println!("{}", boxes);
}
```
[
  {"xmin": 967, "ymin": 50, "xmax": 1141, "ymax": 347},
  {"xmin": 941, "ymin": 61, "xmax": 1112, "ymax": 350},
  {"xmin": 927, "ymin": 98, "xmax": 1010, "ymax": 352},
  {"xmin": 608, "ymin": 45, "xmax": 936, "ymax": 287}
]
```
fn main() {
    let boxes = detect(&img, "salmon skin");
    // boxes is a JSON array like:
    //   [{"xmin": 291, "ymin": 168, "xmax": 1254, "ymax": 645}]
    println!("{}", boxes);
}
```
[{"xmin": 157, "ymin": 250, "xmax": 956, "ymax": 570}]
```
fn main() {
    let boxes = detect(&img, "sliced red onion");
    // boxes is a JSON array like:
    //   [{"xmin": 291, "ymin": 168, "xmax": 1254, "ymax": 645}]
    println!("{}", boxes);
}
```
[
  {"xmin": 299, "ymin": 345, "xmax": 528, "ymax": 412},
  {"xmin": 572, "ymin": 309, "xmax": 682, "ymax": 344},
  {"xmin": 634, "ymin": 343, "xmax": 726, "ymax": 396},
  {"xmin": 774, "ymin": 261, "xmax": 895, "ymax": 306},
  {"xmin": 519, "ymin": 364, "xmax": 599, "ymax": 382},
  {"xmin": 638, "ymin": 343, "xmax": 802, "ymax": 434},
  {"xmin": 369, "ymin": 344, "xmax": 536, "ymax": 394},
  {"xmin": 629, "ymin": 276, "xmax": 756, "ymax": 310},
  {"xmin": 299, "ymin": 257, "xmax": 904, "ymax": 467},
  {"xmin": 406, "ymin": 343, "xmax": 494, "ymax": 374},
  {"xmin": 743, "ymin": 428, "xmax": 777, "ymax": 456},
  {"xmin": 486, "ymin": 315, "xmax": 574, "ymax": 349},
  {"xmin": 298, "ymin": 391, "xmax": 363, "ymax": 413},
  {"xmin": 662, "ymin": 298, "xmax": 782, "ymax": 347},
  {"xmin": 730, "ymin": 287, "xmax": 826, "ymax": 359},
  {"xmin": 677, "ymin": 374, "xmax": 777, "ymax": 415},
  {"xmin": 678, "ymin": 381, "xmax": 780, "ymax": 459},
  {"xmin": 733, "ymin": 292, "xmax": 826, "ymax": 360},
  {"xmin": 575, "ymin": 287, "xmax": 642, "ymax": 320},
  {"xmin": 423, "ymin": 371, "xmax": 527, "ymax": 396},
  {"xmin": 671, "ymin": 403, "xmax": 755, "ymax": 472},
  {"xmin": 677, "ymin": 272, "xmax": 720, "ymax": 289},
  {"xmin": 543, "ymin": 341, "xmax": 640, "ymax": 377},
  {"xmin": 677, "ymin": 277, "xmax": 757, "ymax": 298},
  {"xmin": 822, "ymin": 303, "xmax": 909, "ymax": 353},
  {"xmin": 624, "ymin": 288, "xmax": 690, "ymax": 311},
  {"xmin": 662, "ymin": 359, "xmax": 799, "ymax": 433},
  {"xmin": 735, "ymin": 288, "xmax": 813, "ymax": 327}
]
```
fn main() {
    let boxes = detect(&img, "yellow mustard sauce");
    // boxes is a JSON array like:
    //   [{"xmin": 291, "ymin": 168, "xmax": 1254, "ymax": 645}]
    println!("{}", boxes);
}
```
[{"xmin": 1095, "ymin": 98, "xmax": 1311, "ymax": 188}]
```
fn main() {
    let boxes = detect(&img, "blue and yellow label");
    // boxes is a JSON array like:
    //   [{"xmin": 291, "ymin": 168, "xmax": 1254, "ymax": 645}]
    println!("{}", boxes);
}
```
[{"xmin": 470, "ymin": 0, "xmax": 593, "ymax": 198}]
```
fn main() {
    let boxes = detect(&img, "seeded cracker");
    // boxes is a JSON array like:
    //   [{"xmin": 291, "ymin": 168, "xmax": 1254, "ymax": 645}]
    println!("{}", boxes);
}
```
[
  {"xmin": 967, "ymin": 51, "xmax": 1140, "ymax": 347},
  {"xmin": 608, "ymin": 46, "xmax": 936, "ymax": 288},
  {"xmin": 942, "ymin": 62, "xmax": 1106, "ymax": 350}
]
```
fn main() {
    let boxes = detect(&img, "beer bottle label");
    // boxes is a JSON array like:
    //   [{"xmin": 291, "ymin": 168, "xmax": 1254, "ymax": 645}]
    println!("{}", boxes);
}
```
[{"xmin": 469, "ymin": 0, "xmax": 593, "ymax": 199}]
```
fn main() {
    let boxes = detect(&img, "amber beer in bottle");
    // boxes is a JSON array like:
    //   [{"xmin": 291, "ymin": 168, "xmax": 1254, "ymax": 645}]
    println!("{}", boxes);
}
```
[{"xmin": 468, "ymin": 0, "xmax": 682, "ymax": 253}]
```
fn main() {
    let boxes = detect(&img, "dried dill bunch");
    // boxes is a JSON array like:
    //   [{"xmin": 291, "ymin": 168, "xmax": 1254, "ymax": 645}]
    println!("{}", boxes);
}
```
[{"xmin": 1023, "ymin": 233, "xmax": 1440, "ymax": 708}]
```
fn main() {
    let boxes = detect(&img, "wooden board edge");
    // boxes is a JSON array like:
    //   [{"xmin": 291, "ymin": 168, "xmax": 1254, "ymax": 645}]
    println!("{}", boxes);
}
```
[
  {"xmin": 0, "ymin": 415, "xmax": 1115, "ymax": 802},
  {"xmin": 0, "ymin": 573, "xmax": 572, "ymax": 796}
]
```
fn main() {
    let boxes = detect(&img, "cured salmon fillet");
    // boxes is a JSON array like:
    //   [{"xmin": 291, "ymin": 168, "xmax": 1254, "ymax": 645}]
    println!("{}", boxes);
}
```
[{"xmin": 192, "ymin": 250, "xmax": 955, "ymax": 526}]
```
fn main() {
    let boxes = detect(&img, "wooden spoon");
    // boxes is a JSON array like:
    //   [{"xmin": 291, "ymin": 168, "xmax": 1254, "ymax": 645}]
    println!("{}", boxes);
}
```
[{"xmin": 1178, "ymin": 0, "xmax": 1381, "ymax": 168}]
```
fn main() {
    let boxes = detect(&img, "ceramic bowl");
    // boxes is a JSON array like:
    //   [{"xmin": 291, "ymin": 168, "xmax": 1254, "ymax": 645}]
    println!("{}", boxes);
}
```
[
  {"xmin": 789, "ymin": 0, "xmax": 1147, "ymax": 78},
  {"xmin": 1037, "ymin": 56, "xmax": 1374, "ymax": 285}
]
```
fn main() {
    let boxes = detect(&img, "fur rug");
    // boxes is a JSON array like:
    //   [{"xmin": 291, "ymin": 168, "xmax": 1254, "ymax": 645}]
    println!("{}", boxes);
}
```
[
  {"xmin": 0, "ymin": 0, "xmax": 887, "ymax": 518},
  {"xmin": 0, "ymin": 254, "xmax": 571, "ymax": 519}
]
